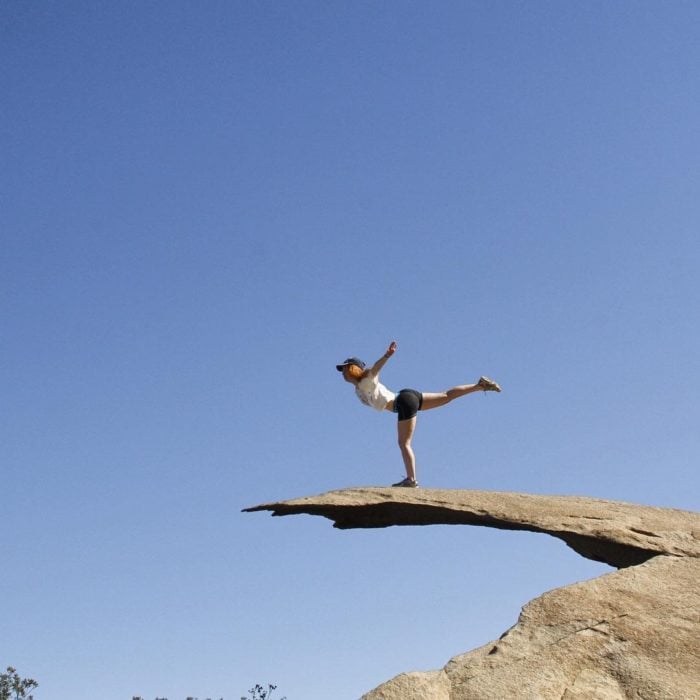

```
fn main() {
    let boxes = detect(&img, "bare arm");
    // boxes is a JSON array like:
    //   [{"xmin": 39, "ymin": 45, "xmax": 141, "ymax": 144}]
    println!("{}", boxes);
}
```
[{"xmin": 368, "ymin": 341, "xmax": 397, "ymax": 378}]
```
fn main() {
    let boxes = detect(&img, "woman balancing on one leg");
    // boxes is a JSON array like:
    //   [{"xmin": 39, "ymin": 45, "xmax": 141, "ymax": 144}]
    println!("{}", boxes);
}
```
[{"xmin": 337, "ymin": 341, "xmax": 501, "ymax": 487}]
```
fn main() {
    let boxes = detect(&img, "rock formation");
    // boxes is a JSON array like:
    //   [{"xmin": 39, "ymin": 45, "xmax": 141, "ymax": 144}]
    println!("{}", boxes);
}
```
[{"xmin": 245, "ymin": 489, "xmax": 700, "ymax": 699}]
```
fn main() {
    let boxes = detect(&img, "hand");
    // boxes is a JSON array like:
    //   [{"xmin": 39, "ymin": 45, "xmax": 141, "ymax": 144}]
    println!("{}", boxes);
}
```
[{"xmin": 386, "ymin": 341, "xmax": 397, "ymax": 357}]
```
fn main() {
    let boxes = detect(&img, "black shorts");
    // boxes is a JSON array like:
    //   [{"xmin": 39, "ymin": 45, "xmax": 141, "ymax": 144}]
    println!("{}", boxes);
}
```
[{"xmin": 393, "ymin": 389, "xmax": 423, "ymax": 421}]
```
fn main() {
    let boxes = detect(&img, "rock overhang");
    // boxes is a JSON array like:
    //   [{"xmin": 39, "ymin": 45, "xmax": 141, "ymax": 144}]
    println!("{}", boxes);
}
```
[
  {"xmin": 245, "ymin": 487, "xmax": 700, "ymax": 699},
  {"xmin": 244, "ymin": 487, "xmax": 700, "ymax": 569}
]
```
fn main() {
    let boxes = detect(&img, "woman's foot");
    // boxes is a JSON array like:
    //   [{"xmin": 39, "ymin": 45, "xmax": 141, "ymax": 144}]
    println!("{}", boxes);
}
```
[
  {"xmin": 478, "ymin": 376, "xmax": 501, "ymax": 393},
  {"xmin": 392, "ymin": 477, "xmax": 419, "ymax": 487}
]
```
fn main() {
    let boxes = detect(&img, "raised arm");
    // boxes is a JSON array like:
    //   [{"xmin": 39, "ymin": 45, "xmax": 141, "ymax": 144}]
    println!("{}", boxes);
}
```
[{"xmin": 368, "ymin": 341, "xmax": 397, "ymax": 377}]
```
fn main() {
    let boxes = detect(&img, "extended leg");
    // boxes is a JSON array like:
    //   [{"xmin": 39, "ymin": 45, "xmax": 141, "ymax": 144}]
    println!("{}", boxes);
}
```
[
  {"xmin": 421, "ymin": 377, "xmax": 500, "ymax": 410},
  {"xmin": 421, "ymin": 383, "xmax": 483, "ymax": 410}
]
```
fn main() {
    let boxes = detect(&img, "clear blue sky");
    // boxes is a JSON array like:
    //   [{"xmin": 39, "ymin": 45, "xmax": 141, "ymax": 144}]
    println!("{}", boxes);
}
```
[{"xmin": 2, "ymin": 2, "xmax": 698, "ymax": 698}]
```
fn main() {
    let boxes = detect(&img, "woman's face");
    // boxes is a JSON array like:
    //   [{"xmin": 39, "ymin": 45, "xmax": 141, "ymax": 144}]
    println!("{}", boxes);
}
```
[{"xmin": 342, "ymin": 365, "xmax": 359, "ymax": 384}]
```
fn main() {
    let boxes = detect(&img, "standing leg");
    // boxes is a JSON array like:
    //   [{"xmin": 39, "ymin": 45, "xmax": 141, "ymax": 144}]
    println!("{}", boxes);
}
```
[{"xmin": 397, "ymin": 416, "xmax": 417, "ymax": 483}]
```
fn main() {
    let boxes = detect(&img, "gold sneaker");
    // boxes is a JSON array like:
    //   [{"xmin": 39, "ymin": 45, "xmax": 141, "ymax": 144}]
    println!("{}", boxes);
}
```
[{"xmin": 478, "ymin": 376, "xmax": 501, "ymax": 393}]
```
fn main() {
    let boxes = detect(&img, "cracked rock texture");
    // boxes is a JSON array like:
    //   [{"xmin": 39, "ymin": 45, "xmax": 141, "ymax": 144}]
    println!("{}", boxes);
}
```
[{"xmin": 245, "ymin": 489, "xmax": 700, "ymax": 699}]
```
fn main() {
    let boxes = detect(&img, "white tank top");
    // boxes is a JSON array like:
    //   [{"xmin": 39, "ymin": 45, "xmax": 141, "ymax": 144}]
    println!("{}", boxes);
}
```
[{"xmin": 355, "ymin": 374, "xmax": 395, "ymax": 412}]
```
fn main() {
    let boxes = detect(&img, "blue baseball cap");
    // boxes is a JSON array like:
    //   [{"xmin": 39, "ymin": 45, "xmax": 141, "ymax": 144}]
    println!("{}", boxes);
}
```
[{"xmin": 336, "ymin": 357, "xmax": 365, "ymax": 371}]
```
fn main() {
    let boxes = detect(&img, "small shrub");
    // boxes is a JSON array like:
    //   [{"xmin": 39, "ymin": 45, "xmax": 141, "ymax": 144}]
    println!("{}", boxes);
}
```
[
  {"xmin": 0, "ymin": 667, "xmax": 39, "ymax": 700},
  {"xmin": 242, "ymin": 684, "xmax": 286, "ymax": 700}
]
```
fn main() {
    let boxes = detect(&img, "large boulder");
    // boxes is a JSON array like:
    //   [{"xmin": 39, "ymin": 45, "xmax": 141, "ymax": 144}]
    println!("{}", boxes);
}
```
[{"xmin": 245, "ymin": 489, "xmax": 700, "ymax": 699}]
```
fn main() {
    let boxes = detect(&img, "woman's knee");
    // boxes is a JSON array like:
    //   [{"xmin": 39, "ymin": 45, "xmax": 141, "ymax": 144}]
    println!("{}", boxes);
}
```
[{"xmin": 397, "ymin": 415, "xmax": 417, "ymax": 447}]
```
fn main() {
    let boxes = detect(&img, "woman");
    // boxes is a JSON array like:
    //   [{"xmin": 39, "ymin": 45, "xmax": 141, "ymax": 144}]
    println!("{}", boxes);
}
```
[{"xmin": 336, "ymin": 341, "xmax": 501, "ymax": 487}]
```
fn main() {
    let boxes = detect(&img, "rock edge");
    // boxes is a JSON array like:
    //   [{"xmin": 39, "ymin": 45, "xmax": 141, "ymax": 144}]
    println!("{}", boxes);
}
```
[{"xmin": 244, "ymin": 487, "xmax": 700, "ymax": 568}]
